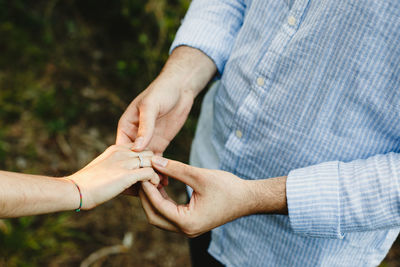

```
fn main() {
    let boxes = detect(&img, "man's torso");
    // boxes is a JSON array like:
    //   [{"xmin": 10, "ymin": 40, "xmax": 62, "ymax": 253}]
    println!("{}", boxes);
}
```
[{"xmin": 192, "ymin": 1, "xmax": 400, "ymax": 266}]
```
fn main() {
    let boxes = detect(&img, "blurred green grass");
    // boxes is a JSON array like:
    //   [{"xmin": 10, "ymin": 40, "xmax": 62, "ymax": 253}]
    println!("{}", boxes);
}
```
[{"xmin": 0, "ymin": 1, "xmax": 399, "ymax": 266}]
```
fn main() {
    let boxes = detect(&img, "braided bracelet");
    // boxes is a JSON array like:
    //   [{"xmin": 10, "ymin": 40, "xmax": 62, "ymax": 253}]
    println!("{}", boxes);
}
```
[{"xmin": 65, "ymin": 178, "xmax": 82, "ymax": 212}]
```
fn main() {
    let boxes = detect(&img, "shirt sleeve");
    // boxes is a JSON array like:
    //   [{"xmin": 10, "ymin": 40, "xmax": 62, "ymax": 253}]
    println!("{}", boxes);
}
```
[
  {"xmin": 286, "ymin": 152, "xmax": 400, "ymax": 239},
  {"xmin": 170, "ymin": 0, "xmax": 246, "ymax": 74}
]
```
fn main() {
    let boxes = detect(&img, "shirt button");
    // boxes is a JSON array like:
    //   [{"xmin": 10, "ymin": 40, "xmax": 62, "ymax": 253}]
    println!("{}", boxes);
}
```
[
  {"xmin": 235, "ymin": 130, "xmax": 243, "ymax": 139},
  {"xmin": 288, "ymin": 16, "xmax": 296, "ymax": 26},
  {"xmin": 256, "ymin": 77, "xmax": 265, "ymax": 86}
]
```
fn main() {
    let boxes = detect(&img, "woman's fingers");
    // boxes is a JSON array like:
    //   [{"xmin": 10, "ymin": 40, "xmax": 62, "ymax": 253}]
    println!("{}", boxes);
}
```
[
  {"xmin": 150, "ymin": 172, "xmax": 160, "ymax": 185},
  {"xmin": 84, "ymin": 144, "xmax": 138, "ymax": 169},
  {"xmin": 122, "ymin": 169, "xmax": 159, "ymax": 196},
  {"xmin": 124, "ymin": 150, "xmax": 154, "ymax": 158},
  {"xmin": 126, "ymin": 168, "xmax": 160, "ymax": 186},
  {"xmin": 135, "ymin": 150, "xmax": 154, "ymax": 157},
  {"xmin": 122, "ymin": 156, "xmax": 152, "ymax": 169}
]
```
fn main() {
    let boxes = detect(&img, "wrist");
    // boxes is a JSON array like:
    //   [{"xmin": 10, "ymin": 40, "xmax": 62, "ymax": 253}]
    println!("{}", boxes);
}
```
[
  {"xmin": 158, "ymin": 46, "xmax": 216, "ymax": 97},
  {"xmin": 243, "ymin": 176, "xmax": 288, "ymax": 215},
  {"xmin": 151, "ymin": 72, "xmax": 196, "ymax": 101},
  {"xmin": 63, "ymin": 175, "xmax": 87, "ymax": 211},
  {"xmin": 63, "ymin": 177, "xmax": 84, "ymax": 212}
]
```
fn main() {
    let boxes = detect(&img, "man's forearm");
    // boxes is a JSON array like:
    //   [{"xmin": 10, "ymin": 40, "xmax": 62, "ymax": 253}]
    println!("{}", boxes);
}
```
[
  {"xmin": 0, "ymin": 171, "xmax": 77, "ymax": 218},
  {"xmin": 155, "ymin": 46, "xmax": 217, "ymax": 97},
  {"xmin": 245, "ymin": 176, "xmax": 288, "ymax": 215}
]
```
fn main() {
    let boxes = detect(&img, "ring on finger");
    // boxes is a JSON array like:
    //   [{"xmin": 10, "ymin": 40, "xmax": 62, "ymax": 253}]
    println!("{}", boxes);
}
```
[{"xmin": 138, "ymin": 154, "xmax": 144, "ymax": 168}]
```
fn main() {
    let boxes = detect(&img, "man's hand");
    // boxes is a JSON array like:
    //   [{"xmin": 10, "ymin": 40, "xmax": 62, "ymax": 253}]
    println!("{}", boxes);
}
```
[
  {"xmin": 116, "ymin": 80, "xmax": 194, "ymax": 155},
  {"xmin": 116, "ymin": 46, "xmax": 217, "ymax": 155},
  {"xmin": 139, "ymin": 156, "xmax": 288, "ymax": 237}
]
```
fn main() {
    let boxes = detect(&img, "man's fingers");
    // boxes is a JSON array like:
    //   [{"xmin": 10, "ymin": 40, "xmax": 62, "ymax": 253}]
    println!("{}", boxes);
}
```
[
  {"xmin": 132, "ymin": 101, "xmax": 158, "ymax": 151},
  {"xmin": 116, "ymin": 130, "xmax": 135, "ymax": 145},
  {"xmin": 139, "ymin": 188, "xmax": 180, "ymax": 232},
  {"xmin": 141, "ymin": 181, "xmax": 182, "ymax": 223},
  {"xmin": 116, "ymin": 100, "xmax": 140, "ymax": 145},
  {"xmin": 151, "ymin": 156, "xmax": 202, "ymax": 189},
  {"xmin": 135, "ymin": 150, "xmax": 155, "ymax": 157},
  {"xmin": 158, "ymin": 186, "xmax": 177, "ymax": 204},
  {"xmin": 124, "ymin": 149, "xmax": 154, "ymax": 158},
  {"xmin": 116, "ymin": 120, "xmax": 139, "ymax": 145},
  {"xmin": 117, "ymin": 142, "xmax": 137, "ymax": 150}
]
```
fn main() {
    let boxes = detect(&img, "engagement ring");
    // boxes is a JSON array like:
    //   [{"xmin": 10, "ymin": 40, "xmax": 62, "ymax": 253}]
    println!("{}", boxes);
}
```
[{"xmin": 138, "ymin": 154, "xmax": 144, "ymax": 168}]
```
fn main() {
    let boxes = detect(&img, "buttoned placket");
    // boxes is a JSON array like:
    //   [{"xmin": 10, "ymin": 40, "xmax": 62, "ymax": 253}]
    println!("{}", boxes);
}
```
[{"xmin": 219, "ymin": 0, "xmax": 311, "ymax": 173}]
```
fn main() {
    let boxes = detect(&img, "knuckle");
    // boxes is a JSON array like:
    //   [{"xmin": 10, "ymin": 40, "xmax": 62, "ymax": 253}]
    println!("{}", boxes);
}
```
[
  {"xmin": 150, "ymin": 172, "xmax": 160, "ymax": 185},
  {"xmin": 109, "ymin": 144, "xmax": 120, "ymax": 152},
  {"xmin": 182, "ymin": 164, "xmax": 200, "ymax": 179},
  {"xmin": 180, "ymin": 163, "xmax": 193, "ymax": 176},
  {"xmin": 181, "ymin": 220, "xmax": 200, "ymax": 237},
  {"xmin": 142, "ymin": 157, "xmax": 152, "ymax": 168},
  {"xmin": 182, "ymin": 227, "xmax": 198, "ymax": 238},
  {"xmin": 112, "ymin": 150, "xmax": 123, "ymax": 158},
  {"xmin": 180, "ymin": 225, "xmax": 191, "ymax": 236},
  {"xmin": 141, "ymin": 167, "xmax": 154, "ymax": 176},
  {"xmin": 141, "ymin": 150, "xmax": 154, "ymax": 157},
  {"xmin": 139, "ymin": 98, "xmax": 152, "ymax": 110},
  {"xmin": 107, "ymin": 144, "xmax": 116, "ymax": 151},
  {"xmin": 104, "ymin": 145, "xmax": 117, "ymax": 156},
  {"xmin": 187, "ymin": 232, "xmax": 201, "ymax": 238}
]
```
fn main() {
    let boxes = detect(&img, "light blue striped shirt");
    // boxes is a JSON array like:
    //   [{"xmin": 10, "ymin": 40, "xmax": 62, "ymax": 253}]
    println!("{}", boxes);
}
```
[{"xmin": 171, "ymin": 1, "xmax": 400, "ymax": 266}]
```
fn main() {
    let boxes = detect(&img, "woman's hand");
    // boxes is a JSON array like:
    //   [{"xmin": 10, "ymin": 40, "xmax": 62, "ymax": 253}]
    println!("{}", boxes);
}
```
[{"xmin": 66, "ymin": 144, "xmax": 159, "ymax": 210}]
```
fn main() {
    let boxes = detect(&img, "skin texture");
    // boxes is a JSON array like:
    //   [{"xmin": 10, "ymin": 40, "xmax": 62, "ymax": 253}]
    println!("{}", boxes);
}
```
[
  {"xmin": 116, "ymin": 45, "xmax": 288, "ymax": 237},
  {"xmin": 116, "ymin": 46, "xmax": 217, "ymax": 154},
  {"xmin": 116, "ymin": 46, "xmax": 217, "ymax": 194},
  {"xmin": 0, "ymin": 144, "xmax": 158, "ymax": 218},
  {"xmin": 139, "ymin": 156, "xmax": 287, "ymax": 237}
]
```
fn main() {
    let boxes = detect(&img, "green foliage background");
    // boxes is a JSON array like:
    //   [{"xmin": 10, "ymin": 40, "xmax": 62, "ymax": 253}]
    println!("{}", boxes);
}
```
[
  {"xmin": 0, "ymin": 0, "xmax": 193, "ymax": 266},
  {"xmin": 0, "ymin": 0, "xmax": 399, "ymax": 266}
]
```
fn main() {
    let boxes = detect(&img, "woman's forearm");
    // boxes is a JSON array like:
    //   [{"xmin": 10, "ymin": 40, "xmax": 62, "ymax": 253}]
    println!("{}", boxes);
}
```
[
  {"xmin": 0, "ymin": 171, "xmax": 78, "ymax": 218},
  {"xmin": 0, "ymin": 146, "xmax": 158, "ymax": 218}
]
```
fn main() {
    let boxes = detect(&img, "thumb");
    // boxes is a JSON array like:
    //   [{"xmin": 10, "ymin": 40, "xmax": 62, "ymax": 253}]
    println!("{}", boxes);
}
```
[
  {"xmin": 151, "ymin": 156, "xmax": 203, "ymax": 190},
  {"xmin": 133, "ymin": 101, "xmax": 158, "ymax": 151},
  {"xmin": 116, "ymin": 129, "xmax": 135, "ymax": 145}
]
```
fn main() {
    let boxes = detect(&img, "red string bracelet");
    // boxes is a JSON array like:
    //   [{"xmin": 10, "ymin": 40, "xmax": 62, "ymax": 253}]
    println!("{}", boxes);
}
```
[{"xmin": 65, "ymin": 178, "xmax": 82, "ymax": 212}]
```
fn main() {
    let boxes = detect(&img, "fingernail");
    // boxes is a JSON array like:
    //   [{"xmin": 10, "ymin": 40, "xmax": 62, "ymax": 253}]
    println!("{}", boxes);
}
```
[
  {"xmin": 152, "ymin": 156, "xmax": 168, "ymax": 167},
  {"xmin": 133, "ymin": 137, "xmax": 144, "ymax": 150}
]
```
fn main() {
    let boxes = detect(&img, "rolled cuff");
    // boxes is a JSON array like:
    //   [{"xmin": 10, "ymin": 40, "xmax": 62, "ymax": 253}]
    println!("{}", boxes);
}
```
[
  {"xmin": 170, "ymin": 18, "xmax": 236, "ymax": 74},
  {"xmin": 286, "ymin": 161, "xmax": 344, "ymax": 239}
]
